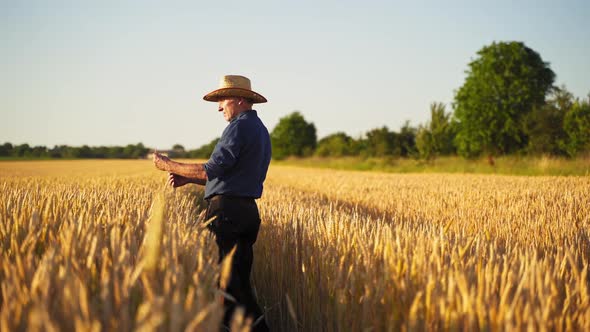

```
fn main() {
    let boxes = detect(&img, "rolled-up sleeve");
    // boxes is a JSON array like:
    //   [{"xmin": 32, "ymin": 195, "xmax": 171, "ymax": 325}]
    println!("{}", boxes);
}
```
[{"xmin": 204, "ymin": 123, "xmax": 242, "ymax": 179}]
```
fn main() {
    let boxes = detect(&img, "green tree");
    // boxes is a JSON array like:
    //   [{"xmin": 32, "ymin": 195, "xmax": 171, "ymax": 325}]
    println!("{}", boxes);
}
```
[
  {"xmin": 131, "ymin": 143, "xmax": 149, "ymax": 158},
  {"xmin": 108, "ymin": 146, "xmax": 125, "ymax": 158},
  {"xmin": 399, "ymin": 121, "xmax": 418, "ymax": 157},
  {"xmin": 0, "ymin": 142, "xmax": 13, "ymax": 157},
  {"xmin": 170, "ymin": 144, "xmax": 186, "ymax": 158},
  {"xmin": 364, "ymin": 127, "xmax": 399, "ymax": 157},
  {"xmin": 524, "ymin": 86, "xmax": 572, "ymax": 155},
  {"xmin": 13, "ymin": 144, "xmax": 31, "ymax": 157},
  {"xmin": 315, "ymin": 132, "xmax": 353, "ymax": 157},
  {"xmin": 416, "ymin": 102, "xmax": 456, "ymax": 159},
  {"xmin": 453, "ymin": 41, "xmax": 555, "ymax": 158},
  {"xmin": 561, "ymin": 95, "xmax": 590, "ymax": 157},
  {"xmin": 416, "ymin": 128, "xmax": 434, "ymax": 160},
  {"xmin": 93, "ymin": 146, "xmax": 109, "ymax": 158},
  {"xmin": 188, "ymin": 138, "xmax": 220, "ymax": 158},
  {"xmin": 78, "ymin": 145, "xmax": 93, "ymax": 158},
  {"xmin": 62, "ymin": 146, "xmax": 81, "ymax": 158},
  {"xmin": 271, "ymin": 112, "xmax": 317, "ymax": 159},
  {"xmin": 48, "ymin": 145, "xmax": 63, "ymax": 158},
  {"xmin": 348, "ymin": 136, "xmax": 367, "ymax": 156},
  {"xmin": 30, "ymin": 146, "xmax": 48, "ymax": 158}
]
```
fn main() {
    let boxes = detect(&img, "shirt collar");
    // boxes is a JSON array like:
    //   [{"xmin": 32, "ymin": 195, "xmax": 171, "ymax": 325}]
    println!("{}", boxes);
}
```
[{"xmin": 231, "ymin": 109, "xmax": 256, "ymax": 122}]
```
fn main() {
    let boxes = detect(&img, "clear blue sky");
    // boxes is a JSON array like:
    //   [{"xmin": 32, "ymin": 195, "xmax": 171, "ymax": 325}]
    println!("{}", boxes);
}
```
[{"xmin": 1, "ymin": 0, "xmax": 589, "ymax": 149}]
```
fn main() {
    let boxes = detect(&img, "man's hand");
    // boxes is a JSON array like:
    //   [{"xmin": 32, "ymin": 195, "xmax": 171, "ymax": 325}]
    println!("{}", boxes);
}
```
[
  {"xmin": 152, "ymin": 151, "xmax": 207, "ymax": 185},
  {"xmin": 168, "ymin": 173, "xmax": 191, "ymax": 188},
  {"xmin": 153, "ymin": 151, "xmax": 172, "ymax": 172}
]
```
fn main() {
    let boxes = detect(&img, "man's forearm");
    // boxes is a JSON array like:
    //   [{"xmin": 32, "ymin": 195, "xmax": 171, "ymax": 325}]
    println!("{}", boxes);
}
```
[
  {"xmin": 167, "ymin": 161, "xmax": 208, "ymax": 184},
  {"xmin": 187, "ymin": 177, "xmax": 207, "ymax": 186}
]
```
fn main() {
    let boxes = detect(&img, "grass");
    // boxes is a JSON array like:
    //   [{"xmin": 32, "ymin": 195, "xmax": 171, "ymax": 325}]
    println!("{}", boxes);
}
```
[{"xmin": 273, "ymin": 155, "xmax": 590, "ymax": 176}]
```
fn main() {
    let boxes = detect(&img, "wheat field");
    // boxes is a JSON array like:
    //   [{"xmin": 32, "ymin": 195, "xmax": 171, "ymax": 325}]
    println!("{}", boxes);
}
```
[{"xmin": 1, "ymin": 160, "xmax": 589, "ymax": 331}]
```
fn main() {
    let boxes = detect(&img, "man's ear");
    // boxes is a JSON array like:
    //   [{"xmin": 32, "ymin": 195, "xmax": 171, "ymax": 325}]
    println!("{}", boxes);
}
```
[
  {"xmin": 240, "ymin": 98, "xmax": 253, "ymax": 106},
  {"xmin": 238, "ymin": 97, "xmax": 250, "ymax": 106}
]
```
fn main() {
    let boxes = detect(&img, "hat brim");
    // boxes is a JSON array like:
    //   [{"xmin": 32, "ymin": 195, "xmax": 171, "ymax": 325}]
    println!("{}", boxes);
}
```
[{"xmin": 203, "ymin": 88, "xmax": 267, "ymax": 104}]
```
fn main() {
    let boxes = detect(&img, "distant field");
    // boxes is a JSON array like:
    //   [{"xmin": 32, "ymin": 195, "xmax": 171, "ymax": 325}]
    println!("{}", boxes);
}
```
[
  {"xmin": 275, "ymin": 155, "xmax": 590, "ymax": 176},
  {"xmin": 1, "ymin": 160, "xmax": 589, "ymax": 331}
]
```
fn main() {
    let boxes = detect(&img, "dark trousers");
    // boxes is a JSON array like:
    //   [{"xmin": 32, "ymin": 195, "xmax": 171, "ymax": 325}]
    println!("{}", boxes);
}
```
[{"xmin": 205, "ymin": 195, "xmax": 269, "ymax": 332}]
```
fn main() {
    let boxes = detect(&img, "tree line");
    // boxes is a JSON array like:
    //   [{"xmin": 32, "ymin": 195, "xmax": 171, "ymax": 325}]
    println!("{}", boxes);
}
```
[
  {"xmin": 0, "ymin": 141, "xmax": 224, "ymax": 160},
  {"xmin": 0, "ymin": 143, "xmax": 151, "ymax": 159},
  {"xmin": 269, "ymin": 86, "xmax": 589, "ymax": 162},
  {"xmin": 3, "ymin": 42, "xmax": 588, "ymax": 161},
  {"xmin": 270, "ymin": 41, "xmax": 590, "ymax": 161}
]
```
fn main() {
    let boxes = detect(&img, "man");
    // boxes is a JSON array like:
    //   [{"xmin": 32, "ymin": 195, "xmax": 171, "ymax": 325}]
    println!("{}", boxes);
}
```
[{"xmin": 153, "ymin": 75, "xmax": 271, "ymax": 331}]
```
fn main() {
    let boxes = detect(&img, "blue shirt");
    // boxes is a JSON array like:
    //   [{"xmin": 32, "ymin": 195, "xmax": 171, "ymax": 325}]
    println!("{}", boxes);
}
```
[{"xmin": 204, "ymin": 110, "xmax": 271, "ymax": 199}]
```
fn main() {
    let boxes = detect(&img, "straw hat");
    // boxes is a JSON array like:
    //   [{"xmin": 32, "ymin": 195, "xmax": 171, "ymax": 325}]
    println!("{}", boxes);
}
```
[{"xmin": 203, "ymin": 75, "xmax": 267, "ymax": 104}]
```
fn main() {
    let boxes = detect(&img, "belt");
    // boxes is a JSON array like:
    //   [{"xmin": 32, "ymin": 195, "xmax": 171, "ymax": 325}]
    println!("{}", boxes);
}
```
[{"xmin": 207, "ymin": 194, "xmax": 255, "ymax": 203}]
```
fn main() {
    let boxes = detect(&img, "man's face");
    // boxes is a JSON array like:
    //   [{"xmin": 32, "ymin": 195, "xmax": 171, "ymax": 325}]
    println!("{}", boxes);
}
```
[{"xmin": 218, "ymin": 98, "xmax": 240, "ymax": 122}]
